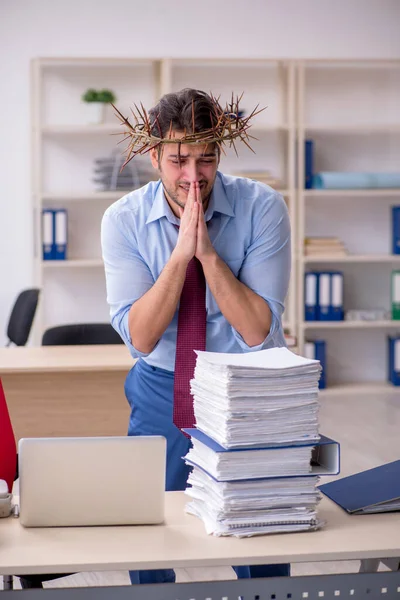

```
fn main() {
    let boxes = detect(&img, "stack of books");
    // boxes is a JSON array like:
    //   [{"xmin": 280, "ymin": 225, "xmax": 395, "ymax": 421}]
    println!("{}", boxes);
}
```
[
  {"xmin": 304, "ymin": 237, "xmax": 347, "ymax": 257},
  {"xmin": 183, "ymin": 348, "xmax": 339, "ymax": 537},
  {"xmin": 232, "ymin": 170, "xmax": 282, "ymax": 190}
]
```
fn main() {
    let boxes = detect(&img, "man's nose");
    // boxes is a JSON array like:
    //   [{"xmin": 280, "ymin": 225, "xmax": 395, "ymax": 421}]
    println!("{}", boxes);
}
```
[{"xmin": 184, "ymin": 162, "xmax": 200, "ymax": 182}]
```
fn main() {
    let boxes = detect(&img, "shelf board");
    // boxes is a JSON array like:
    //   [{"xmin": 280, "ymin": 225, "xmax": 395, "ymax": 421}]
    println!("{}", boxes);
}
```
[
  {"xmin": 303, "ymin": 189, "xmax": 400, "ymax": 198},
  {"xmin": 42, "ymin": 259, "xmax": 104, "ymax": 268},
  {"xmin": 302, "ymin": 254, "xmax": 400, "ymax": 264},
  {"xmin": 41, "ymin": 123, "xmax": 289, "ymax": 136},
  {"xmin": 252, "ymin": 124, "xmax": 290, "ymax": 132},
  {"xmin": 41, "ymin": 191, "xmax": 127, "ymax": 202},
  {"xmin": 41, "ymin": 124, "xmax": 123, "ymax": 135},
  {"xmin": 38, "ymin": 57, "xmax": 158, "ymax": 68},
  {"xmin": 302, "ymin": 124, "xmax": 400, "ymax": 134},
  {"xmin": 319, "ymin": 382, "xmax": 400, "ymax": 397},
  {"xmin": 40, "ymin": 191, "xmax": 145, "ymax": 203},
  {"xmin": 301, "ymin": 320, "xmax": 400, "ymax": 329}
]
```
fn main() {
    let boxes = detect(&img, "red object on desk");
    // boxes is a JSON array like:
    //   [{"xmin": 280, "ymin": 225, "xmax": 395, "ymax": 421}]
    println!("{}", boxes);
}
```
[{"xmin": 0, "ymin": 378, "xmax": 17, "ymax": 493}]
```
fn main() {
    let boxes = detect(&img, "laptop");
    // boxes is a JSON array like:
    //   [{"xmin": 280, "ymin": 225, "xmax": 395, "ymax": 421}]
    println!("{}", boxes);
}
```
[{"xmin": 18, "ymin": 436, "xmax": 166, "ymax": 527}]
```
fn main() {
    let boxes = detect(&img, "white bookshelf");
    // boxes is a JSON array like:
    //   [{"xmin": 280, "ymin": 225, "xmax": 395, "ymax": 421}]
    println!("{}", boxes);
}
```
[
  {"xmin": 31, "ymin": 57, "xmax": 400, "ymax": 391},
  {"xmin": 296, "ymin": 59, "xmax": 400, "ymax": 391},
  {"xmin": 31, "ymin": 57, "xmax": 297, "ymax": 342}
]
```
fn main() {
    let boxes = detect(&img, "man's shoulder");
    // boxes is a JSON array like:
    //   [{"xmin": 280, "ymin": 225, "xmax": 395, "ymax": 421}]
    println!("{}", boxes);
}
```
[{"xmin": 103, "ymin": 180, "xmax": 160, "ymax": 223}]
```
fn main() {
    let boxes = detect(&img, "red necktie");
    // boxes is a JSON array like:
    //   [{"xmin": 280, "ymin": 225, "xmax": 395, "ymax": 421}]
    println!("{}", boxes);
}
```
[
  {"xmin": 0, "ymin": 379, "xmax": 17, "ymax": 493},
  {"xmin": 173, "ymin": 257, "xmax": 206, "ymax": 431}
]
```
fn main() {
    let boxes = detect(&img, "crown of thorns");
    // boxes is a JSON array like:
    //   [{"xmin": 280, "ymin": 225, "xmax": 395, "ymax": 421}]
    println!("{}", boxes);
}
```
[{"xmin": 111, "ymin": 93, "xmax": 265, "ymax": 170}]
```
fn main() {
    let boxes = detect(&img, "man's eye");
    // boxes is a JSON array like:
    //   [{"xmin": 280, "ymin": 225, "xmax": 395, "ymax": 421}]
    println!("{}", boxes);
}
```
[{"xmin": 171, "ymin": 160, "xmax": 185, "ymax": 165}]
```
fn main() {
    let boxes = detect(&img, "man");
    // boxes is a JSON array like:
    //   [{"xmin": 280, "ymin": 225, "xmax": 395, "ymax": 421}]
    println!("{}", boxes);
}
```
[{"xmin": 101, "ymin": 88, "xmax": 291, "ymax": 584}]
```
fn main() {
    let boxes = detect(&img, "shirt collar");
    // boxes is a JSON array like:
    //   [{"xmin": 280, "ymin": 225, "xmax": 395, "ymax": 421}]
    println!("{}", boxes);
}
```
[{"xmin": 146, "ymin": 172, "xmax": 235, "ymax": 225}]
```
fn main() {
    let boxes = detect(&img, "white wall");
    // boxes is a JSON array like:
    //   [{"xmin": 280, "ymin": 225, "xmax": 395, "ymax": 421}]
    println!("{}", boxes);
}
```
[{"xmin": 0, "ymin": 0, "xmax": 399, "ymax": 345}]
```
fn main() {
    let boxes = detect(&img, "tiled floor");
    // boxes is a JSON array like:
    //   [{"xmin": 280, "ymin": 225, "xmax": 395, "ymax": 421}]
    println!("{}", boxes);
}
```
[{"xmin": 2, "ymin": 391, "xmax": 399, "ymax": 589}]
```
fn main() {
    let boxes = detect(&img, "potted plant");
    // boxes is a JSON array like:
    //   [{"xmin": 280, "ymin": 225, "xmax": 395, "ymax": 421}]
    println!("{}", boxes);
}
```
[{"xmin": 82, "ymin": 88, "xmax": 116, "ymax": 125}]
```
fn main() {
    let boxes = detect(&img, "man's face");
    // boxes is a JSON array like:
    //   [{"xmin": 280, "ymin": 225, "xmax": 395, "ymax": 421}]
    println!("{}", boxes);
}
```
[{"xmin": 150, "ymin": 132, "xmax": 220, "ymax": 214}]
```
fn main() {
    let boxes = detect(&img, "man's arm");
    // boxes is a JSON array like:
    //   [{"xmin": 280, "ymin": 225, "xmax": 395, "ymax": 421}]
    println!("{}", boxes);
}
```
[
  {"xmin": 200, "ymin": 253, "xmax": 271, "ymax": 347},
  {"xmin": 127, "ymin": 185, "xmax": 199, "ymax": 353},
  {"xmin": 127, "ymin": 251, "xmax": 188, "ymax": 353},
  {"xmin": 196, "ymin": 188, "xmax": 291, "ymax": 348}
]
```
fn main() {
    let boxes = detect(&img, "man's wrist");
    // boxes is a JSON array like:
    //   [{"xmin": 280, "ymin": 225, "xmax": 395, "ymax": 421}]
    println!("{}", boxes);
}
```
[
  {"xmin": 197, "ymin": 250, "xmax": 219, "ymax": 269},
  {"xmin": 170, "ymin": 248, "xmax": 192, "ymax": 269}
]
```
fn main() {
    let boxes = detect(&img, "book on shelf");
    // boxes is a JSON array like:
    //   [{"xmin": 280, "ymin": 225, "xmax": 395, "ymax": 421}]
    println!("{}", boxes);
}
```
[
  {"xmin": 345, "ymin": 309, "xmax": 389, "ymax": 322},
  {"xmin": 313, "ymin": 172, "xmax": 400, "ymax": 191},
  {"xmin": 392, "ymin": 206, "xmax": 400, "ymax": 255},
  {"xmin": 305, "ymin": 140, "xmax": 314, "ymax": 190},
  {"xmin": 304, "ymin": 237, "xmax": 348, "ymax": 257},
  {"xmin": 388, "ymin": 335, "xmax": 400, "ymax": 386},
  {"xmin": 231, "ymin": 170, "xmax": 282, "ymax": 190},
  {"xmin": 391, "ymin": 271, "xmax": 400, "ymax": 320}
]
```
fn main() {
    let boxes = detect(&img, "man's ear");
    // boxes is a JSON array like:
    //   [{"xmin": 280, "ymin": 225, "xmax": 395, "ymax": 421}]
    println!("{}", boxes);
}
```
[{"xmin": 149, "ymin": 147, "xmax": 160, "ymax": 171}]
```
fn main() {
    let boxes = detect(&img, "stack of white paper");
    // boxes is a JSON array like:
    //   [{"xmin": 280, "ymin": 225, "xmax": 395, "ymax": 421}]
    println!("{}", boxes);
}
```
[
  {"xmin": 191, "ymin": 347, "xmax": 321, "ymax": 448},
  {"xmin": 184, "ymin": 347, "xmax": 324, "ymax": 537},
  {"xmin": 185, "ymin": 438, "xmax": 315, "ymax": 480}
]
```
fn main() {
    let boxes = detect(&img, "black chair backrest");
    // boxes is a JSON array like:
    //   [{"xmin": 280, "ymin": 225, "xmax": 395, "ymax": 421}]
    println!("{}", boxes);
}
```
[
  {"xmin": 41, "ymin": 323, "xmax": 123, "ymax": 346},
  {"xmin": 7, "ymin": 289, "xmax": 40, "ymax": 346}
]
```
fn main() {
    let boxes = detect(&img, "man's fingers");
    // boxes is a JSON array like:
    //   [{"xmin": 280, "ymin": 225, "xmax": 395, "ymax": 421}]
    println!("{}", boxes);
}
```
[
  {"xmin": 186, "ymin": 181, "xmax": 196, "ymax": 207},
  {"xmin": 195, "ymin": 182, "xmax": 202, "ymax": 205}
]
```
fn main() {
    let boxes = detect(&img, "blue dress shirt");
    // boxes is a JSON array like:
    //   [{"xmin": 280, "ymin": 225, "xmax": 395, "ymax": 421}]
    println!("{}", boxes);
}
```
[{"xmin": 101, "ymin": 171, "xmax": 291, "ymax": 371}]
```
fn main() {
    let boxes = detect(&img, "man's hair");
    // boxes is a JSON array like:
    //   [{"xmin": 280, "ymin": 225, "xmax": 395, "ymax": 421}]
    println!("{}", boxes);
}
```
[{"xmin": 149, "ymin": 89, "xmax": 219, "ymax": 139}]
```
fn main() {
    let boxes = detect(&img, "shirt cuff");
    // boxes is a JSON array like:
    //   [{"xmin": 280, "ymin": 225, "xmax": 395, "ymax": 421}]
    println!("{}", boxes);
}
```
[
  {"xmin": 231, "ymin": 309, "xmax": 284, "ymax": 352},
  {"xmin": 114, "ymin": 308, "xmax": 159, "ymax": 359}
]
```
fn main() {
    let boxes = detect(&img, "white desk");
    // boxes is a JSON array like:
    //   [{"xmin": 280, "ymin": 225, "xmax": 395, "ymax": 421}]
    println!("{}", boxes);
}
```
[
  {"xmin": 0, "ymin": 492, "xmax": 399, "ymax": 576},
  {"xmin": 0, "ymin": 346, "xmax": 135, "ymax": 441}
]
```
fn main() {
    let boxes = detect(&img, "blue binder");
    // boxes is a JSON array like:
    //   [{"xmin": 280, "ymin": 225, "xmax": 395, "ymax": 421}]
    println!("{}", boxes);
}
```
[
  {"xmin": 304, "ymin": 341, "xmax": 326, "ymax": 389},
  {"xmin": 388, "ymin": 336, "xmax": 400, "ymax": 386},
  {"xmin": 54, "ymin": 209, "xmax": 68, "ymax": 260},
  {"xmin": 304, "ymin": 272, "xmax": 318, "ymax": 321},
  {"xmin": 317, "ymin": 272, "xmax": 330, "ymax": 320},
  {"xmin": 392, "ymin": 206, "xmax": 400, "ymax": 255},
  {"xmin": 319, "ymin": 460, "xmax": 400, "ymax": 514},
  {"xmin": 42, "ymin": 209, "xmax": 54, "ymax": 260},
  {"xmin": 183, "ymin": 428, "xmax": 340, "ymax": 478},
  {"xmin": 330, "ymin": 271, "xmax": 344, "ymax": 321},
  {"xmin": 314, "ymin": 340, "xmax": 326, "ymax": 389},
  {"xmin": 305, "ymin": 139, "xmax": 314, "ymax": 189}
]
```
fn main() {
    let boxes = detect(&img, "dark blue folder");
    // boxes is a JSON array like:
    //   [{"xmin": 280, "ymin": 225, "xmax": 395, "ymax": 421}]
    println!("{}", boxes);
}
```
[
  {"xmin": 319, "ymin": 460, "xmax": 400, "ymax": 514},
  {"xmin": 184, "ymin": 428, "xmax": 340, "ymax": 477}
]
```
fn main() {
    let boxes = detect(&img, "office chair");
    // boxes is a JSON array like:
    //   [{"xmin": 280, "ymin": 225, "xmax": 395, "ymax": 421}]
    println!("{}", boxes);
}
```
[
  {"xmin": 6, "ymin": 289, "xmax": 40, "ymax": 347},
  {"xmin": 42, "ymin": 322, "xmax": 123, "ymax": 346}
]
